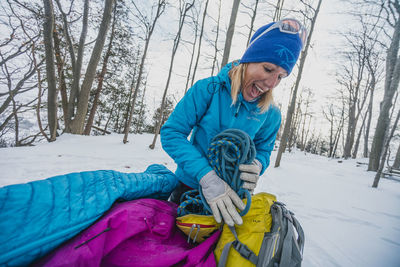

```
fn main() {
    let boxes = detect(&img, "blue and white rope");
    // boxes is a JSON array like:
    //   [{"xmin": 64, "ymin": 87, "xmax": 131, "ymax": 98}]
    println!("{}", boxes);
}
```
[{"xmin": 177, "ymin": 129, "xmax": 255, "ymax": 217}]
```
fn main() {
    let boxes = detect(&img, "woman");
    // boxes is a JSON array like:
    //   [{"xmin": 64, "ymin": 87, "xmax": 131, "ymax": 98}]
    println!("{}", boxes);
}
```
[{"xmin": 161, "ymin": 18, "xmax": 306, "ymax": 227}]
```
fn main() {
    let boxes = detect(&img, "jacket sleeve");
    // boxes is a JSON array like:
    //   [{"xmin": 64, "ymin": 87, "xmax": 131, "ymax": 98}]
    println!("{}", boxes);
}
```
[
  {"xmin": 253, "ymin": 105, "xmax": 282, "ymax": 175},
  {"xmin": 160, "ymin": 78, "xmax": 214, "ymax": 183}
]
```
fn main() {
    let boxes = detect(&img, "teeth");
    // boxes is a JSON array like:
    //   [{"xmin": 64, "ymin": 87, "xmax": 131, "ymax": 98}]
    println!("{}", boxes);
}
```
[{"xmin": 254, "ymin": 84, "xmax": 264, "ymax": 93}]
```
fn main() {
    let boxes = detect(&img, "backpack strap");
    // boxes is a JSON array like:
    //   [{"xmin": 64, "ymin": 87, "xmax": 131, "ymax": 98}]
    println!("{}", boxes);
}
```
[
  {"xmin": 273, "ymin": 202, "xmax": 305, "ymax": 267},
  {"xmin": 218, "ymin": 226, "xmax": 259, "ymax": 267}
]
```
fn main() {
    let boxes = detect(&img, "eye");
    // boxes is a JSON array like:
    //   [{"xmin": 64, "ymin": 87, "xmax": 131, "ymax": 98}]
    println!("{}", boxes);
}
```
[{"xmin": 264, "ymin": 67, "xmax": 272, "ymax": 73}]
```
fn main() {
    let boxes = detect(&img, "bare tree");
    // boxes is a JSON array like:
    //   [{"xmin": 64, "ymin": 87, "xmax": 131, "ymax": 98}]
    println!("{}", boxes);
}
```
[
  {"xmin": 221, "ymin": 0, "xmax": 241, "ymax": 67},
  {"xmin": 210, "ymin": 0, "xmax": 222, "ymax": 76},
  {"xmin": 123, "ymin": 0, "xmax": 166, "ymax": 144},
  {"xmin": 393, "ymin": 142, "xmax": 400, "ymax": 168},
  {"xmin": 84, "ymin": 3, "xmax": 117, "ymax": 135},
  {"xmin": 275, "ymin": 0, "xmax": 323, "ymax": 167},
  {"xmin": 363, "ymin": 50, "xmax": 383, "ymax": 157},
  {"xmin": 66, "ymin": 0, "xmax": 115, "ymax": 134},
  {"xmin": 273, "ymin": 0, "xmax": 285, "ymax": 21},
  {"xmin": 298, "ymin": 88, "xmax": 314, "ymax": 151},
  {"xmin": 184, "ymin": 6, "xmax": 200, "ymax": 94},
  {"xmin": 369, "ymin": 0, "xmax": 400, "ymax": 171},
  {"xmin": 0, "ymin": 1, "xmax": 45, "ymax": 145},
  {"xmin": 42, "ymin": 0, "xmax": 58, "ymax": 140},
  {"xmin": 335, "ymin": 11, "xmax": 384, "ymax": 159},
  {"xmin": 241, "ymin": 0, "xmax": 260, "ymax": 46},
  {"xmin": 372, "ymin": 107, "xmax": 400, "ymax": 187},
  {"xmin": 149, "ymin": 0, "xmax": 194, "ymax": 149},
  {"xmin": 190, "ymin": 0, "xmax": 209, "ymax": 87}
]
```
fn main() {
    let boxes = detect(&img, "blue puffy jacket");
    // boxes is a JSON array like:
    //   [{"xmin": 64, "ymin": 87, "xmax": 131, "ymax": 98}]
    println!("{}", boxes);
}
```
[
  {"xmin": 0, "ymin": 165, "xmax": 178, "ymax": 266},
  {"xmin": 161, "ymin": 62, "xmax": 282, "ymax": 189}
]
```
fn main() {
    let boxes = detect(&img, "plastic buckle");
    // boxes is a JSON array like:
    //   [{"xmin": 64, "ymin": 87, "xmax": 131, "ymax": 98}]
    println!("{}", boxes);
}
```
[{"xmin": 233, "ymin": 241, "xmax": 252, "ymax": 259}]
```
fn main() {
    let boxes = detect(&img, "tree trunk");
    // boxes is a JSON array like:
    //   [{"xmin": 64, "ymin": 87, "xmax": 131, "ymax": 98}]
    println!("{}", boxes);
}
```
[
  {"xmin": 68, "ymin": 0, "xmax": 115, "ymax": 134},
  {"xmin": 221, "ymin": 0, "xmax": 240, "ymax": 67},
  {"xmin": 373, "ymin": 108, "xmax": 400, "ymax": 188},
  {"xmin": 32, "ymin": 43, "xmax": 51, "ymax": 142},
  {"xmin": 352, "ymin": 113, "xmax": 367, "ymax": 159},
  {"xmin": 66, "ymin": 0, "xmax": 89, "ymax": 124},
  {"xmin": 184, "ymin": 11, "xmax": 199, "ymax": 94},
  {"xmin": 104, "ymin": 102, "xmax": 116, "ymax": 134},
  {"xmin": 211, "ymin": 0, "xmax": 222, "ymax": 76},
  {"xmin": 369, "ymin": 19, "xmax": 400, "ymax": 171},
  {"xmin": 53, "ymin": 26, "xmax": 69, "ymax": 126},
  {"xmin": 332, "ymin": 121, "xmax": 343, "ymax": 158},
  {"xmin": 149, "ymin": 1, "xmax": 194, "ymax": 149},
  {"xmin": 136, "ymin": 81, "xmax": 147, "ymax": 134},
  {"xmin": 273, "ymin": 0, "xmax": 284, "ymax": 21},
  {"xmin": 190, "ymin": 0, "xmax": 209, "ymax": 87},
  {"xmin": 275, "ymin": 0, "xmax": 322, "ymax": 167},
  {"xmin": 246, "ymin": 0, "xmax": 259, "ymax": 46},
  {"xmin": 84, "ymin": 4, "xmax": 117, "ymax": 135},
  {"xmin": 42, "ymin": 0, "xmax": 57, "ymax": 141},
  {"xmin": 123, "ymin": 0, "xmax": 165, "ymax": 143},
  {"xmin": 343, "ymin": 102, "xmax": 357, "ymax": 158},
  {"xmin": 393, "ymin": 143, "xmax": 400, "ymax": 169},
  {"xmin": 364, "ymin": 87, "xmax": 375, "ymax": 157}
]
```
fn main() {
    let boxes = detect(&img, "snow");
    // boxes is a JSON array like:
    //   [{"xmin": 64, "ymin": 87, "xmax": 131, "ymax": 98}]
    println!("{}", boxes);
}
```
[{"xmin": 1, "ymin": 133, "xmax": 400, "ymax": 267}]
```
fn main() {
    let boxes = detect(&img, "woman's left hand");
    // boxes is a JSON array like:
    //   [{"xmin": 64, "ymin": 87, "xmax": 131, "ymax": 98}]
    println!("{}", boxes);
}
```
[{"xmin": 239, "ymin": 159, "xmax": 262, "ymax": 192}]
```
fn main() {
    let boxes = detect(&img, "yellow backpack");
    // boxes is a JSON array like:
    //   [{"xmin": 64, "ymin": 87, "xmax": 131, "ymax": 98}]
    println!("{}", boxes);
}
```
[
  {"xmin": 176, "ymin": 213, "xmax": 220, "ymax": 243},
  {"xmin": 215, "ymin": 192, "xmax": 304, "ymax": 267}
]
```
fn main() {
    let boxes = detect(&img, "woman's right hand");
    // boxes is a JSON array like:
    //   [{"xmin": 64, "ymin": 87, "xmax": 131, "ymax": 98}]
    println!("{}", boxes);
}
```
[{"xmin": 199, "ymin": 170, "xmax": 245, "ymax": 226}]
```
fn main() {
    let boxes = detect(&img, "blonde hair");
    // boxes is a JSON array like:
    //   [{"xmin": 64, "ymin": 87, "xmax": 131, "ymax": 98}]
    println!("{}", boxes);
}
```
[{"xmin": 228, "ymin": 62, "xmax": 274, "ymax": 113}]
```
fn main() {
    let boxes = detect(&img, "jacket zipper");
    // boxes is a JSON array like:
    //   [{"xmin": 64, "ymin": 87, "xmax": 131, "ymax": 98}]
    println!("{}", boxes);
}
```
[
  {"xmin": 229, "ymin": 101, "xmax": 241, "ymax": 128},
  {"xmin": 176, "ymin": 222, "xmax": 216, "ymax": 228}
]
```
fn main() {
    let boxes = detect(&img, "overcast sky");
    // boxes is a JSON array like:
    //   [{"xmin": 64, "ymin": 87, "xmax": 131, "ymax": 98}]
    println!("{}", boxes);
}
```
[{"xmin": 142, "ymin": 0, "xmax": 366, "ymax": 133}]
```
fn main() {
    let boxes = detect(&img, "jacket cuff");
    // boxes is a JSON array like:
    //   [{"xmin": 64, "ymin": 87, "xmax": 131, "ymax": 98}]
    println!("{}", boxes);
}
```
[{"xmin": 196, "ymin": 165, "xmax": 214, "ymax": 183}]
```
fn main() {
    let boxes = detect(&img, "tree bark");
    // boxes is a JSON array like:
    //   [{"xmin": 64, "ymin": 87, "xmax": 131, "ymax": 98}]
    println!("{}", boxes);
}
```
[
  {"xmin": 373, "ymin": 108, "xmax": 400, "ymax": 188},
  {"xmin": 369, "ymin": 19, "xmax": 400, "ymax": 171},
  {"xmin": 123, "ymin": 0, "xmax": 165, "ymax": 143},
  {"xmin": 53, "ymin": 26, "xmax": 69, "ymax": 126},
  {"xmin": 190, "ymin": 0, "xmax": 209, "ymax": 87},
  {"xmin": 221, "ymin": 0, "xmax": 240, "ymax": 68},
  {"xmin": 84, "ymin": 3, "xmax": 117, "ymax": 135},
  {"xmin": 184, "ymin": 9, "xmax": 199, "ymax": 94},
  {"xmin": 275, "ymin": 0, "xmax": 322, "ymax": 167},
  {"xmin": 67, "ymin": 0, "xmax": 89, "ymax": 124},
  {"xmin": 245, "ymin": 0, "xmax": 259, "ymax": 46},
  {"xmin": 211, "ymin": 0, "xmax": 222, "ymax": 76},
  {"xmin": 149, "ymin": 0, "xmax": 194, "ymax": 149},
  {"xmin": 364, "ymin": 84, "xmax": 375, "ymax": 157},
  {"xmin": 68, "ymin": 0, "xmax": 115, "ymax": 134},
  {"xmin": 136, "ymin": 80, "xmax": 147, "ymax": 134},
  {"xmin": 352, "ymin": 113, "xmax": 366, "ymax": 159},
  {"xmin": 273, "ymin": 0, "xmax": 285, "ymax": 21},
  {"xmin": 42, "ymin": 0, "xmax": 57, "ymax": 141},
  {"xmin": 393, "ymin": 143, "xmax": 400, "ymax": 169}
]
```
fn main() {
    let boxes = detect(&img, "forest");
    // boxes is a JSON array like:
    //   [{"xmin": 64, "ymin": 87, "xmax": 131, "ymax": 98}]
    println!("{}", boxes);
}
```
[{"xmin": 0, "ymin": 0, "xmax": 399, "ymax": 188}]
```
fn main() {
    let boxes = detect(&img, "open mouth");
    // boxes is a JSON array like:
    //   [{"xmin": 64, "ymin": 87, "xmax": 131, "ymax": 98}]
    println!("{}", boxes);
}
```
[{"xmin": 248, "ymin": 83, "xmax": 262, "ymax": 99}]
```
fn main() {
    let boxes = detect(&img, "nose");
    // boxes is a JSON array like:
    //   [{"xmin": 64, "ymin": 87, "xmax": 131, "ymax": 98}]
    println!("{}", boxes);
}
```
[{"xmin": 263, "ymin": 73, "xmax": 280, "ymax": 91}]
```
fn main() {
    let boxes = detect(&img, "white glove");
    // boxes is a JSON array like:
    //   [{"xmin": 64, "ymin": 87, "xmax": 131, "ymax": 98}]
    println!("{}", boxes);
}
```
[
  {"xmin": 200, "ymin": 170, "xmax": 245, "ymax": 226},
  {"xmin": 239, "ymin": 159, "xmax": 262, "ymax": 192}
]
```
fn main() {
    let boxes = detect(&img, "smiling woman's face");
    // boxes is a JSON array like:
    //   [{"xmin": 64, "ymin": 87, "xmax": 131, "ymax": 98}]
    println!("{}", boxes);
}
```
[{"xmin": 242, "ymin": 62, "xmax": 287, "ymax": 102}]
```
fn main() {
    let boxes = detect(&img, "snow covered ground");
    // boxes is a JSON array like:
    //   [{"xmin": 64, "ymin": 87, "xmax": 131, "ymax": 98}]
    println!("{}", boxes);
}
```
[{"xmin": 1, "ymin": 133, "xmax": 399, "ymax": 267}]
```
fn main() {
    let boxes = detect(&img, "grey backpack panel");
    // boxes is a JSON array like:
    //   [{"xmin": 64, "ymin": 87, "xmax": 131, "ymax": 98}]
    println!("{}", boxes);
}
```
[{"xmin": 218, "ymin": 201, "xmax": 305, "ymax": 267}]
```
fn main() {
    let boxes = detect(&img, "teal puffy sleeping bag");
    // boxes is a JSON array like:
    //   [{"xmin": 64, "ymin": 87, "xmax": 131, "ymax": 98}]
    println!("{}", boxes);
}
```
[{"xmin": 0, "ymin": 164, "xmax": 178, "ymax": 266}]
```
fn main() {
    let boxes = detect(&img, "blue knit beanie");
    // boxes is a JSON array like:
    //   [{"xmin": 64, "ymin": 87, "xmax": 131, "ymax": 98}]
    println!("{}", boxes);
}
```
[{"xmin": 241, "ymin": 22, "xmax": 303, "ymax": 74}]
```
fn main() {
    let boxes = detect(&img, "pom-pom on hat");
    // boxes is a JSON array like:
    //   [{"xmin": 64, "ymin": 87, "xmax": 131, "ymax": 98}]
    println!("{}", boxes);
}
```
[{"xmin": 241, "ymin": 22, "xmax": 303, "ymax": 74}]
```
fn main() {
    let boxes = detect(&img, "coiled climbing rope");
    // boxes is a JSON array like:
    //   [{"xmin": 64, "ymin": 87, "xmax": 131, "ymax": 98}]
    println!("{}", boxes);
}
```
[{"xmin": 177, "ymin": 129, "xmax": 256, "ymax": 217}]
